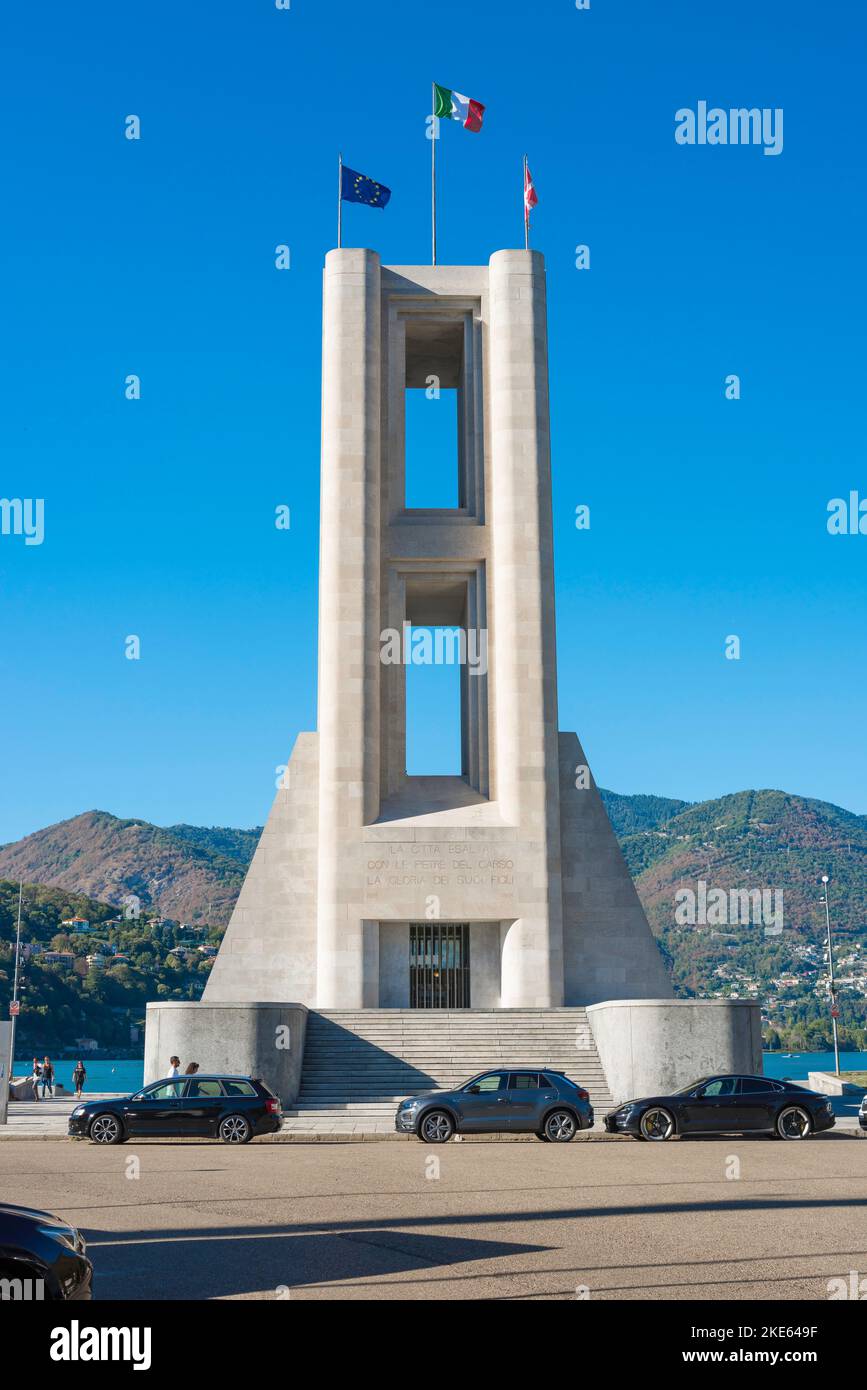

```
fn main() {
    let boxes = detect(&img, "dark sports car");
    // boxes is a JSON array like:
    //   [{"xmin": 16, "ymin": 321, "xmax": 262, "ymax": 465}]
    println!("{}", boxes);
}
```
[
  {"xmin": 604, "ymin": 1074, "xmax": 835, "ymax": 1141},
  {"xmin": 68, "ymin": 1074, "xmax": 282, "ymax": 1144},
  {"xmin": 0, "ymin": 1204, "xmax": 92, "ymax": 1301}
]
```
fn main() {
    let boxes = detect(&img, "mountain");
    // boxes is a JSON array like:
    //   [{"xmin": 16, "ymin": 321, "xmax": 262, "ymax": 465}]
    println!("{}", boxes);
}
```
[
  {"xmin": 1, "ymin": 789, "xmax": 865, "ymax": 1051},
  {"xmin": 599, "ymin": 789, "xmax": 690, "ymax": 837},
  {"xmin": 0, "ymin": 812, "xmax": 261, "ymax": 926}
]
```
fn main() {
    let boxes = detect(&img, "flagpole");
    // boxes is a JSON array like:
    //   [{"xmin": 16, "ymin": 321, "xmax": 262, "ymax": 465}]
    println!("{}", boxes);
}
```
[
  {"xmin": 431, "ymin": 83, "xmax": 437, "ymax": 266},
  {"xmin": 337, "ymin": 152, "xmax": 343, "ymax": 249},
  {"xmin": 523, "ymin": 154, "xmax": 529, "ymax": 251}
]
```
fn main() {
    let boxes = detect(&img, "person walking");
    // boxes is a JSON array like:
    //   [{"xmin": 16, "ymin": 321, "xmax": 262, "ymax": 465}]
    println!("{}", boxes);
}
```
[
  {"xmin": 40, "ymin": 1057, "xmax": 54, "ymax": 1099},
  {"xmin": 183, "ymin": 1062, "xmax": 200, "ymax": 1076},
  {"xmin": 72, "ymin": 1060, "xmax": 87, "ymax": 1099},
  {"xmin": 31, "ymin": 1058, "xmax": 42, "ymax": 1101},
  {"xmin": 167, "ymin": 1056, "xmax": 181, "ymax": 1078}
]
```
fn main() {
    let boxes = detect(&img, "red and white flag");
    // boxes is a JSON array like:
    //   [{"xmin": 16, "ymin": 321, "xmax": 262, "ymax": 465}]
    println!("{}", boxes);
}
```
[{"xmin": 524, "ymin": 162, "xmax": 539, "ymax": 219}]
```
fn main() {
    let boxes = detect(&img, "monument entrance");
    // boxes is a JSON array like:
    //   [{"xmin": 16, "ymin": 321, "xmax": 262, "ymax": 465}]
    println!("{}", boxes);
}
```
[{"xmin": 409, "ymin": 923, "xmax": 470, "ymax": 1008}]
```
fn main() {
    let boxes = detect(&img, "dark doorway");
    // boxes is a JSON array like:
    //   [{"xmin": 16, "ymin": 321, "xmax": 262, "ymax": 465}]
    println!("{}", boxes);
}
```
[{"xmin": 409, "ymin": 923, "xmax": 471, "ymax": 1008}]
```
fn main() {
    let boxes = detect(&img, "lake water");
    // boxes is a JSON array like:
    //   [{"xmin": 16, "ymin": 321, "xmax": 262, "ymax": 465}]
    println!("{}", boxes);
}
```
[
  {"xmin": 763, "ymin": 1050, "xmax": 867, "ymax": 1080},
  {"xmin": 15, "ymin": 1059, "xmax": 144, "ymax": 1093},
  {"xmin": 16, "ymin": 1051, "xmax": 867, "ymax": 1095}
]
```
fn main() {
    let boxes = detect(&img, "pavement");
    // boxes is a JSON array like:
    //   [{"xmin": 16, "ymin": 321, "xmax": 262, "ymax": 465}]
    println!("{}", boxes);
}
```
[{"xmin": 0, "ymin": 1132, "xmax": 865, "ymax": 1299}]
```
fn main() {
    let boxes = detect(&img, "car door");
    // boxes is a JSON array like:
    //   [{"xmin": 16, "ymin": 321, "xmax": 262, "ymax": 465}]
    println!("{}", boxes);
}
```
[
  {"xmin": 736, "ymin": 1077, "xmax": 780, "ymax": 1131},
  {"xmin": 678, "ymin": 1077, "xmax": 742, "ymax": 1132},
  {"xmin": 182, "ymin": 1078, "xmax": 227, "ymax": 1135},
  {"xmin": 455, "ymin": 1072, "xmax": 510, "ymax": 1131},
  {"xmin": 508, "ymin": 1072, "xmax": 553, "ymax": 1131},
  {"xmin": 123, "ymin": 1080, "xmax": 187, "ymax": 1135}
]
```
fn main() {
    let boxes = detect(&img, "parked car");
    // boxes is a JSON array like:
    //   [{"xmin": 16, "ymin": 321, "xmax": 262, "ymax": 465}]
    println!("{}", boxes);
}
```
[
  {"xmin": 859, "ymin": 1093, "xmax": 867, "ymax": 1132},
  {"xmin": 0, "ymin": 1204, "xmax": 92, "ymax": 1300},
  {"xmin": 604, "ymin": 1074, "xmax": 836, "ymax": 1141},
  {"xmin": 395, "ymin": 1068, "xmax": 593, "ymax": 1142},
  {"xmin": 68, "ymin": 1075, "xmax": 282, "ymax": 1145}
]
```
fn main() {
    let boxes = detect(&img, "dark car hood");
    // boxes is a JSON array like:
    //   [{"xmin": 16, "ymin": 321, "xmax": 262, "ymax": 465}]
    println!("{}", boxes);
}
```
[
  {"xmin": 0, "ymin": 1202, "xmax": 69, "ymax": 1226},
  {"xmin": 608, "ymin": 1095, "xmax": 677, "ymax": 1112},
  {"xmin": 75, "ymin": 1094, "xmax": 132, "ymax": 1109}
]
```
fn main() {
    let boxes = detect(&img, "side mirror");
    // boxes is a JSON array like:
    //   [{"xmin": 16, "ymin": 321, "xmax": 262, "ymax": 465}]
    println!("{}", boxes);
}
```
[{"xmin": 467, "ymin": 1085, "xmax": 481, "ymax": 1094}]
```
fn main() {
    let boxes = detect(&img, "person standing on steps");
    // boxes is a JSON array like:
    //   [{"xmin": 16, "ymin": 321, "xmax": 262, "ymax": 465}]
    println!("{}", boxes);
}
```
[{"xmin": 31, "ymin": 1058, "xmax": 41, "ymax": 1101}]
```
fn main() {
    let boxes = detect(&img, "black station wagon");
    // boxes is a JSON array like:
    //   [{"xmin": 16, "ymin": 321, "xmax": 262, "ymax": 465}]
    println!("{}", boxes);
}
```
[{"xmin": 68, "ymin": 1074, "xmax": 282, "ymax": 1144}]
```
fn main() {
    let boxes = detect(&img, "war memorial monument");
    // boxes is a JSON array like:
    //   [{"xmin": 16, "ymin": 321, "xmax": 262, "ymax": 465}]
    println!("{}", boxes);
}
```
[{"xmin": 145, "ymin": 248, "xmax": 760, "ymax": 1122}]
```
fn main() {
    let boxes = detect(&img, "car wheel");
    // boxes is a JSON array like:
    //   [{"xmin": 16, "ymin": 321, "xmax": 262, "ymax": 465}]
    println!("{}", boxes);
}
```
[
  {"xmin": 544, "ymin": 1109, "xmax": 578, "ymax": 1142},
  {"xmin": 89, "ymin": 1113, "xmax": 123, "ymax": 1145},
  {"xmin": 418, "ymin": 1110, "xmax": 454, "ymax": 1143},
  {"xmin": 219, "ymin": 1114, "xmax": 252, "ymax": 1144},
  {"xmin": 639, "ymin": 1107, "xmax": 675, "ymax": 1141},
  {"xmin": 776, "ymin": 1105, "xmax": 813, "ymax": 1140}
]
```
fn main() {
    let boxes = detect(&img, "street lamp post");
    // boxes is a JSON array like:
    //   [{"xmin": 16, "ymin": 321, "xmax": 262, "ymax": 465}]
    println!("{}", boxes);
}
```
[
  {"xmin": 1, "ymin": 882, "xmax": 24, "ymax": 1126},
  {"xmin": 821, "ymin": 874, "xmax": 841, "ymax": 1076}
]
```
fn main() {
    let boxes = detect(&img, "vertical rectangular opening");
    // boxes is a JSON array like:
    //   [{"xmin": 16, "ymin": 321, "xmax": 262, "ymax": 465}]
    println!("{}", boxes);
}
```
[
  {"xmin": 404, "ymin": 388, "xmax": 459, "ymax": 508},
  {"xmin": 404, "ymin": 625, "xmax": 464, "ymax": 775},
  {"xmin": 410, "ymin": 923, "xmax": 471, "ymax": 1007}
]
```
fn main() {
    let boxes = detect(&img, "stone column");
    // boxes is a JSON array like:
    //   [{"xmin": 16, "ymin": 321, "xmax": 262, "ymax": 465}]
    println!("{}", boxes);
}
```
[
  {"xmin": 316, "ymin": 249, "xmax": 381, "ymax": 1007},
  {"xmin": 488, "ymin": 250, "xmax": 564, "ymax": 1006}
]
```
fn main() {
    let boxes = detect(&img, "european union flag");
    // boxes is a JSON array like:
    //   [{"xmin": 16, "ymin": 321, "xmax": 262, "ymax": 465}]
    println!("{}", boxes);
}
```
[{"xmin": 340, "ymin": 165, "xmax": 391, "ymax": 209}]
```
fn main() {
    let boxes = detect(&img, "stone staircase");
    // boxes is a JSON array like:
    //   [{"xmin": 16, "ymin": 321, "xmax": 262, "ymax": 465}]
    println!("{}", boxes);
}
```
[{"xmin": 282, "ymin": 1008, "xmax": 614, "ymax": 1136}]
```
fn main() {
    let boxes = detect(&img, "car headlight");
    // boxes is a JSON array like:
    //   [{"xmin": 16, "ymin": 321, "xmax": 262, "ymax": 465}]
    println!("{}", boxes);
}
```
[
  {"xmin": 399, "ymin": 1099, "xmax": 419, "ymax": 1110},
  {"xmin": 71, "ymin": 1105, "xmax": 86, "ymax": 1117},
  {"xmin": 38, "ymin": 1224, "xmax": 77, "ymax": 1250}
]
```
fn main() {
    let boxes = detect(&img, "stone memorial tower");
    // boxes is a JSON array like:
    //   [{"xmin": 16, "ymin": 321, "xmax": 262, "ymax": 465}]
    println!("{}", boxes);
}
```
[{"xmin": 203, "ymin": 248, "xmax": 672, "ymax": 1011}]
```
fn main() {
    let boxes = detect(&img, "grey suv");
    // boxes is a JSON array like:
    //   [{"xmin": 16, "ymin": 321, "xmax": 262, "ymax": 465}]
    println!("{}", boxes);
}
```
[{"xmin": 395, "ymin": 1069, "xmax": 593, "ymax": 1142}]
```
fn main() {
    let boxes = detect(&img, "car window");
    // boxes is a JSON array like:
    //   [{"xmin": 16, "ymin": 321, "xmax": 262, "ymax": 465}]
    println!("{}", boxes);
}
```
[
  {"xmin": 143, "ymin": 1081, "xmax": 185, "ymax": 1100},
  {"xmin": 509, "ymin": 1073, "xmax": 541, "ymax": 1090},
  {"xmin": 700, "ymin": 1078, "xmax": 737, "ymax": 1097},
  {"xmin": 223, "ymin": 1080, "xmax": 257, "ymax": 1097},
  {"xmin": 186, "ymin": 1079, "xmax": 224, "ymax": 1097},
  {"xmin": 738, "ymin": 1078, "xmax": 774, "ymax": 1094},
  {"xmin": 538, "ymin": 1074, "xmax": 557, "ymax": 1088},
  {"xmin": 466, "ymin": 1073, "xmax": 505, "ymax": 1093}
]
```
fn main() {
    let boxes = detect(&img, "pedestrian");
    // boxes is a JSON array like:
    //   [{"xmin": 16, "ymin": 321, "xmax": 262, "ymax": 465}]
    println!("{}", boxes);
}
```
[
  {"xmin": 167, "ymin": 1056, "xmax": 181, "ymax": 1078},
  {"xmin": 184, "ymin": 1062, "xmax": 200, "ymax": 1076},
  {"xmin": 40, "ymin": 1056, "xmax": 54, "ymax": 1099},
  {"xmin": 72, "ymin": 1060, "xmax": 87, "ymax": 1099},
  {"xmin": 31, "ymin": 1057, "xmax": 42, "ymax": 1101}
]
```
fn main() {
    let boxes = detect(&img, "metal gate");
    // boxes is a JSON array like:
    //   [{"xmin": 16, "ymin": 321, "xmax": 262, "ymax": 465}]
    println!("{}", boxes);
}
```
[{"xmin": 409, "ymin": 923, "xmax": 471, "ymax": 1008}]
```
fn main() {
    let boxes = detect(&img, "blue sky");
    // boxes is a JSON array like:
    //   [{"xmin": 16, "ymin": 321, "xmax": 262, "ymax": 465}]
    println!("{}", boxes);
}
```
[{"xmin": 1, "ymin": 0, "xmax": 865, "ymax": 843}]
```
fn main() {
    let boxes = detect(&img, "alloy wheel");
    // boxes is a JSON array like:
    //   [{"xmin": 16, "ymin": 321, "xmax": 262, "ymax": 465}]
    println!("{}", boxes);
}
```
[
  {"xmin": 421, "ymin": 1111, "xmax": 453, "ymax": 1143},
  {"xmin": 220, "ymin": 1115, "xmax": 250, "ymax": 1144},
  {"xmin": 778, "ymin": 1106, "xmax": 811, "ymax": 1140},
  {"xmin": 90, "ymin": 1115, "xmax": 121, "ymax": 1144},
  {"xmin": 545, "ymin": 1110, "xmax": 577, "ymax": 1142},
  {"xmin": 640, "ymin": 1107, "xmax": 674, "ymax": 1141}
]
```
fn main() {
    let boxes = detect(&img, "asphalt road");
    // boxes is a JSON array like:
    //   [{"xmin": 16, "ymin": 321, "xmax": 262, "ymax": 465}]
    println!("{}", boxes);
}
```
[{"xmin": 2, "ymin": 1134, "xmax": 865, "ymax": 1300}]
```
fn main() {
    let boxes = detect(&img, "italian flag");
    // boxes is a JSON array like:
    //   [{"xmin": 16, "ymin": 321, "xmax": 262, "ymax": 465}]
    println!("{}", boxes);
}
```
[{"xmin": 434, "ymin": 83, "xmax": 485, "ymax": 133}]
